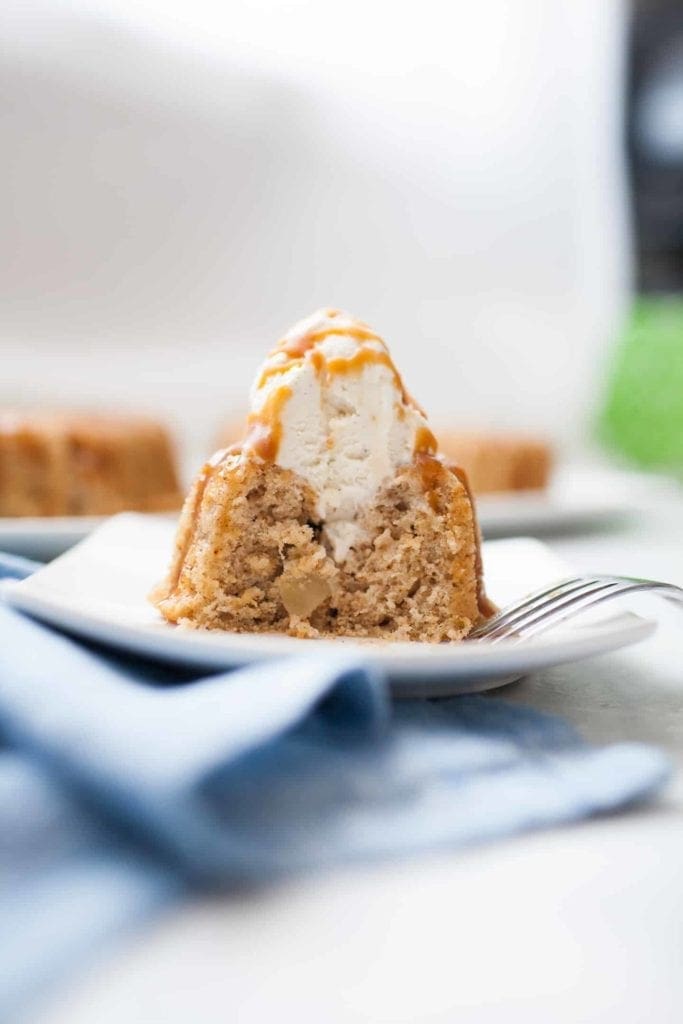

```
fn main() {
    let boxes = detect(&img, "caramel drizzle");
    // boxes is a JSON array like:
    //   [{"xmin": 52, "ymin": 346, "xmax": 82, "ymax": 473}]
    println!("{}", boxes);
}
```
[
  {"xmin": 279, "ymin": 325, "xmax": 382, "ymax": 358},
  {"xmin": 257, "ymin": 348, "xmax": 325, "ymax": 389},
  {"xmin": 325, "ymin": 347, "xmax": 408, "ymax": 402},
  {"xmin": 449, "ymin": 462, "xmax": 497, "ymax": 620},
  {"xmin": 257, "ymin": 309, "xmax": 425, "ymax": 419},
  {"xmin": 274, "ymin": 307, "xmax": 379, "ymax": 357},
  {"xmin": 413, "ymin": 424, "xmax": 438, "ymax": 457},
  {"xmin": 414, "ymin": 454, "xmax": 495, "ymax": 620},
  {"xmin": 211, "ymin": 309, "xmax": 438, "ymax": 507},
  {"xmin": 415, "ymin": 452, "xmax": 443, "ymax": 512},
  {"xmin": 242, "ymin": 385, "xmax": 292, "ymax": 462},
  {"xmin": 168, "ymin": 445, "xmax": 235, "ymax": 592}
]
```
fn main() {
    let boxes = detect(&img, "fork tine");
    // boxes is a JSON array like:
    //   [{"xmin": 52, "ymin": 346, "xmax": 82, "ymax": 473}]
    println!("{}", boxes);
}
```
[
  {"xmin": 481, "ymin": 581, "xmax": 626, "ymax": 643},
  {"xmin": 521, "ymin": 579, "xmax": 683, "ymax": 640},
  {"xmin": 514, "ymin": 580, "xmax": 641, "ymax": 640},
  {"xmin": 469, "ymin": 577, "xmax": 588, "ymax": 639},
  {"xmin": 472, "ymin": 574, "xmax": 683, "ymax": 645},
  {"xmin": 503, "ymin": 579, "xmax": 625, "ymax": 638},
  {"xmin": 473, "ymin": 577, "xmax": 606, "ymax": 641},
  {"xmin": 490, "ymin": 580, "xmax": 627, "ymax": 643}
]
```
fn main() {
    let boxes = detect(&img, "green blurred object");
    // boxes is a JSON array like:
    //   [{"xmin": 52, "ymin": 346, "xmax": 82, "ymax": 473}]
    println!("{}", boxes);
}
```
[{"xmin": 599, "ymin": 298, "xmax": 683, "ymax": 476}]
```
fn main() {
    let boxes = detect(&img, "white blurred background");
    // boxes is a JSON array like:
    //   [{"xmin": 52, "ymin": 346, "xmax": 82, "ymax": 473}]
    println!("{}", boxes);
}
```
[{"xmin": 1, "ymin": 0, "xmax": 629, "ymax": 466}]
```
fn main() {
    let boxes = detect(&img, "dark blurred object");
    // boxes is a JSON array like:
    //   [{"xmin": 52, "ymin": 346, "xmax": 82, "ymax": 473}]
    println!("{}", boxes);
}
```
[
  {"xmin": 629, "ymin": 0, "xmax": 683, "ymax": 292},
  {"xmin": 608, "ymin": 3, "xmax": 683, "ymax": 476}
]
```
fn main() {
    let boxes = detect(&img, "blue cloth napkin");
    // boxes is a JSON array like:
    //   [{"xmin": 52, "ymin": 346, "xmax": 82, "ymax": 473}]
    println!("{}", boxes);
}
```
[{"xmin": 0, "ymin": 553, "xmax": 670, "ymax": 1020}]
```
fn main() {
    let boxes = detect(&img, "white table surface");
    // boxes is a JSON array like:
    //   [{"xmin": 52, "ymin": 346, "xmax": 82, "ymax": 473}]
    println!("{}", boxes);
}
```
[{"xmin": 38, "ymin": 491, "xmax": 683, "ymax": 1024}]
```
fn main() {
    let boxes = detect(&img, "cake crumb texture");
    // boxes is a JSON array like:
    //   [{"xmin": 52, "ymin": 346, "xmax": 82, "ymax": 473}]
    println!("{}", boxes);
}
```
[{"xmin": 154, "ymin": 451, "xmax": 484, "ymax": 642}]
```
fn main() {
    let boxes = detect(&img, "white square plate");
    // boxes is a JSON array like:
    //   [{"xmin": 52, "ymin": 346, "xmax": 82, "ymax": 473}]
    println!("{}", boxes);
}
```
[{"xmin": 3, "ymin": 514, "xmax": 655, "ymax": 698}]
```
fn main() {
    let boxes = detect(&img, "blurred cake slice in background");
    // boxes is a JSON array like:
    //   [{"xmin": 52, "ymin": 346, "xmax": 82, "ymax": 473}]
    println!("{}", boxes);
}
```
[
  {"xmin": 154, "ymin": 308, "xmax": 492, "ymax": 640},
  {"xmin": 0, "ymin": 412, "xmax": 182, "ymax": 517},
  {"xmin": 436, "ymin": 431, "xmax": 553, "ymax": 495}
]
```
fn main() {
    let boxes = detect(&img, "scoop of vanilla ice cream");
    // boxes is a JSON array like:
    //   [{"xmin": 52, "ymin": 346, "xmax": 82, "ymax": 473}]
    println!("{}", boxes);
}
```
[{"xmin": 249, "ymin": 319, "xmax": 430, "ymax": 561}]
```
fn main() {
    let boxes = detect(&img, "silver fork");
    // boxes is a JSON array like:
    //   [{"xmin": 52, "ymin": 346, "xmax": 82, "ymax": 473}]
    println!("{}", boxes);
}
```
[{"xmin": 469, "ymin": 575, "xmax": 683, "ymax": 643}]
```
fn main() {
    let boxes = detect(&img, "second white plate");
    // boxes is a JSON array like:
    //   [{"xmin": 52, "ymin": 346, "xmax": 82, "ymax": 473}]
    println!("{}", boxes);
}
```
[
  {"xmin": 474, "ymin": 464, "xmax": 645, "ymax": 536},
  {"xmin": 0, "ymin": 515, "xmax": 107, "ymax": 561}
]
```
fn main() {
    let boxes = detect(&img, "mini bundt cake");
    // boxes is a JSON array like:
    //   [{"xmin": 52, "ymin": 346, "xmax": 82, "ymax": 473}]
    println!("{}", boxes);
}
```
[
  {"xmin": 0, "ymin": 411, "xmax": 182, "ymax": 517},
  {"xmin": 437, "ymin": 431, "xmax": 553, "ymax": 495},
  {"xmin": 153, "ymin": 309, "xmax": 492, "ymax": 641}
]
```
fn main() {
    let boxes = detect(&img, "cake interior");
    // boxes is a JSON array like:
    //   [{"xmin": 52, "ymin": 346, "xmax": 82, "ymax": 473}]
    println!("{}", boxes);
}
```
[{"xmin": 154, "ymin": 452, "xmax": 485, "ymax": 642}]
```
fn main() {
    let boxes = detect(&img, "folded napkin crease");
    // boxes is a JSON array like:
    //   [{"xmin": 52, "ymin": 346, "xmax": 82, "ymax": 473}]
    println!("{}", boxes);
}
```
[{"xmin": 0, "ymin": 552, "xmax": 670, "ymax": 1019}]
